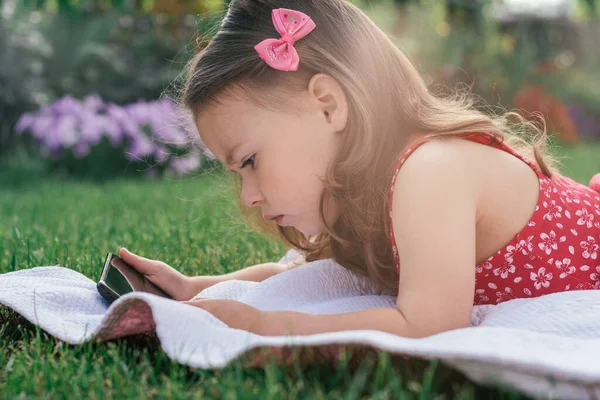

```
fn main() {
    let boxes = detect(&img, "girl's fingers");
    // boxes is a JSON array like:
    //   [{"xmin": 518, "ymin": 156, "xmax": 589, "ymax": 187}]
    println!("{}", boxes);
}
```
[
  {"xmin": 119, "ymin": 248, "xmax": 159, "ymax": 274},
  {"xmin": 120, "ymin": 247, "xmax": 152, "ymax": 262},
  {"xmin": 119, "ymin": 247, "xmax": 136, "ymax": 262}
]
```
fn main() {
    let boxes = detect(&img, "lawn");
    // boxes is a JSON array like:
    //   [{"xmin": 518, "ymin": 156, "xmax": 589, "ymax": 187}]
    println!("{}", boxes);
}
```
[{"xmin": 1, "ymin": 142, "xmax": 599, "ymax": 399}]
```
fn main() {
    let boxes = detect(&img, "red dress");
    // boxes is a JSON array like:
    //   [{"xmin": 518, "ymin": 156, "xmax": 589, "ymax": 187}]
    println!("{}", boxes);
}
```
[{"xmin": 388, "ymin": 132, "xmax": 600, "ymax": 306}]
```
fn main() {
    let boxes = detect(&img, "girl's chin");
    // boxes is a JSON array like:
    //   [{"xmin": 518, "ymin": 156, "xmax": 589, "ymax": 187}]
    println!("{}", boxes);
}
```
[{"xmin": 299, "ymin": 225, "xmax": 326, "ymax": 236}]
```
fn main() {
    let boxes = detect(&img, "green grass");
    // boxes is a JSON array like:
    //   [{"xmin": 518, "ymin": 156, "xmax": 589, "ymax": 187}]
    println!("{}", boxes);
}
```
[
  {"xmin": 555, "ymin": 143, "xmax": 600, "ymax": 185},
  {"xmin": 1, "ymin": 142, "xmax": 599, "ymax": 399}
]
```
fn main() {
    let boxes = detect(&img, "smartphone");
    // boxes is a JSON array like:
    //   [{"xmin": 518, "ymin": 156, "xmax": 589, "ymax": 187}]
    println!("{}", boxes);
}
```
[{"xmin": 97, "ymin": 252, "xmax": 172, "ymax": 304}]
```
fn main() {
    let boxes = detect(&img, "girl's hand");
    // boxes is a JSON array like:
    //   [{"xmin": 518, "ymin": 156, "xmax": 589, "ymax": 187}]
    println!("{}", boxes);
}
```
[
  {"xmin": 179, "ymin": 299, "xmax": 355, "ymax": 368},
  {"xmin": 180, "ymin": 298, "xmax": 265, "ymax": 335},
  {"xmin": 182, "ymin": 297, "xmax": 299, "ymax": 367},
  {"xmin": 119, "ymin": 248, "xmax": 193, "ymax": 302}
]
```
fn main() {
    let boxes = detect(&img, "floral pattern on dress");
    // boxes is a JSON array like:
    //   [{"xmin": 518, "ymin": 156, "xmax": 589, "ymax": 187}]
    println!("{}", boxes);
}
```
[{"xmin": 388, "ymin": 132, "xmax": 600, "ymax": 305}]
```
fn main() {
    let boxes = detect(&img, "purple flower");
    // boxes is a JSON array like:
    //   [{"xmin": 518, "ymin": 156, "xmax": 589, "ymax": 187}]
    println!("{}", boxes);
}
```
[
  {"xmin": 15, "ymin": 113, "xmax": 36, "ymax": 135},
  {"xmin": 55, "ymin": 115, "xmax": 79, "ymax": 148},
  {"xmin": 80, "ymin": 113, "xmax": 107, "ymax": 146},
  {"xmin": 48, "ymin": 95, "xmax": 84, "ymax": 117},
  {"xmin": 126, "ymin": 135, "xmax": 154, "ymax": 160},
  {"xmin": 31, "ymin": 114, "xmax": 56, "ymax": 140},
  {"xmin": 567, "ymin": 103, "xmax": 600, "ymax": 141},
  {"xmin": 82, "ymin": 94, "xmax": 104, "ymax": 113},
  {"xmin": 15, "ymin": 94, "xmax": 202, "ymax": 176},
  {"xmin": 169, "ymin": 152, "xmax": 201, "ymax": 176}
]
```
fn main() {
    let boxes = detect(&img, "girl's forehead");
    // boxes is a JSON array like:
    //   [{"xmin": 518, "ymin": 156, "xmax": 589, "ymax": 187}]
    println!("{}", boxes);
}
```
[
  {"xmin": 196, "ymin": 119, "xmax": 239, "ymax": 153},
  {"xmin": 197, "ymin": 95, "xmax": 263, "ymax": 130},
  {"xmin": 196, "ymin": 108, "xmax": 252, "ymax": 160}
]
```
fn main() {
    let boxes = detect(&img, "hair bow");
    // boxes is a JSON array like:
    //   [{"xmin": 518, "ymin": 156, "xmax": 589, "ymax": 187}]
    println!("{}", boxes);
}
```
[{"xmin": 254, "ymin": 8, "xmax": 316, "ymax": 72}]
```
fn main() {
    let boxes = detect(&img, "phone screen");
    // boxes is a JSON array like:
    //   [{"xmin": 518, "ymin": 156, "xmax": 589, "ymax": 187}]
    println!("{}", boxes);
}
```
[{"xmin": 99, "ymin": 253, "xmax": 171, "ymax": 299}]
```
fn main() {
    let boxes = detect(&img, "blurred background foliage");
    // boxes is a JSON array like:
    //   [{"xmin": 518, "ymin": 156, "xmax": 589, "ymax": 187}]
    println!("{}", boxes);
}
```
[
  {"xmin": 0, "ymin": 0, "xmax": 598, "ymax": 181},
  {"xmin": 384, "ymin": 0, "xmax": 600, "ymax": 146}
]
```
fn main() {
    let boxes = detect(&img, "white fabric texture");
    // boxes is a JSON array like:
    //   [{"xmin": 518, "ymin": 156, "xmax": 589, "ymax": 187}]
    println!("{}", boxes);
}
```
[{"xmin": 1, "ymin": 248, "xmax": 600, "ymax": 399}]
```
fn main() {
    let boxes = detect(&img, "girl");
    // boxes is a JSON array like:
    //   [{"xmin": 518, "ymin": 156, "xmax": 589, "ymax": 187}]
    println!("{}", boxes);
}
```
[{"xmin": 120, "ymin": 0, "xmax": 600, "ymax": 339}]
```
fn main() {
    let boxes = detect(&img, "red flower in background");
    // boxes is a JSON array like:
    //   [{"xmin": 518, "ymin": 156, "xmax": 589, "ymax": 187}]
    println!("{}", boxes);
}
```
[{"xmin": 513, "ymin": 84, "xmax": 580, "ymax": 145}]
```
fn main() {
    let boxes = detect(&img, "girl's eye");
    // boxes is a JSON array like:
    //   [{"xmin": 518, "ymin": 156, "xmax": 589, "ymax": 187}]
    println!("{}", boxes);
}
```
[{"xmin": 240, "ymin": 154, "xmax": 255, "ymax": 169}]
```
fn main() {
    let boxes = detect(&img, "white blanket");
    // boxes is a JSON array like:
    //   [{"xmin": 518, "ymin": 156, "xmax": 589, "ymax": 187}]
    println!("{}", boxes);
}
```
[{"xmin": 1, "ymin": 248, "xmax": 600, "ymax": 399}]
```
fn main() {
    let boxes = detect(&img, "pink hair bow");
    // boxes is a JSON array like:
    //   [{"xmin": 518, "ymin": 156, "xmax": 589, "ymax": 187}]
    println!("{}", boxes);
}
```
[{"xmin": 254, "ymin": 8, "xmax": 316, "ymax": 72}]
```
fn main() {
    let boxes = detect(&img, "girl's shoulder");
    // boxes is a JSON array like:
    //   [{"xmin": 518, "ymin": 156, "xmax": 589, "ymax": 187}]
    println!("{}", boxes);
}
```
[
  {"xmin": 393, "ymin": 135, "xmax": 502, "ymax": 186},
  {"xmin": 390, "ymin": 134, "xmax": 542, "ymax": 265},
  {"xmin": 390, "ymin": 136, "xmax": 482, "ymax": 215},
  {"xmin": 399, "ymin": 135, "xmax": 484, "ymax": 164},
  {"xmin": 389, "ymin": 137, "xmax": 491, "ymax": 224},
  {"xmin": 392, "ymin": 134, "xmax": 538, "ymax": 193}
]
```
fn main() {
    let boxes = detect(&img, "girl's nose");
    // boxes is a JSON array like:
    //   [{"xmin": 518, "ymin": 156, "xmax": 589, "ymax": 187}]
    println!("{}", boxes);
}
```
[{"xmin": 241, "ymin": 182, "xmax": 264, "ymax": 208}]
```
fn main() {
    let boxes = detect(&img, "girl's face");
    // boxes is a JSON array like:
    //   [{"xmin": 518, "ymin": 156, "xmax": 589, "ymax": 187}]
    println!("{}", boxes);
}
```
[{"xmin": 195, "ymin": 85, "xmax": 345, "ymax": 235}]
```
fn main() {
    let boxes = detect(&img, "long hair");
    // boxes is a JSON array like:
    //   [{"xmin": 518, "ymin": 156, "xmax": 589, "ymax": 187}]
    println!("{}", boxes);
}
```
[{"xmin": 180, "ymin": 0, "xmax": 559, "ymax": 294}]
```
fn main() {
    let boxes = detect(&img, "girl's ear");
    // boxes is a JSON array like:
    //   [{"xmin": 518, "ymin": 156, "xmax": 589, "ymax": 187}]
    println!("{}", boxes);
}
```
[{"xmin": 307, "ymin": 73, "xmax": 348, "ymax": 133}]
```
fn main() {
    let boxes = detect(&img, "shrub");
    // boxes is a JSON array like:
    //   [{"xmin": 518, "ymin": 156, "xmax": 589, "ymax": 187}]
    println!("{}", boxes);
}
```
[{"xmin": 15, "ymin": 94, "xmax": 205, "ymax": 180}]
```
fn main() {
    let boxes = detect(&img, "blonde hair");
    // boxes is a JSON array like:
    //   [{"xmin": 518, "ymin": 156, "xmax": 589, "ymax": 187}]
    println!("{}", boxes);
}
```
[{"xmin": 181, "ymin": 0, "xmax": 559, "ymax": 294}]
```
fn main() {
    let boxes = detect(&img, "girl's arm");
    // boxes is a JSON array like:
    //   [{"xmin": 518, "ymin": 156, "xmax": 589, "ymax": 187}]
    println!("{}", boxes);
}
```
[
  {"xmin": 389, "ymin": 138, "xmax": 478, "ymax": 336},
  {"xmin": 187, "ymin": 257, "xmax": 306, "ymax": 297},
  {"xmin": 188, "ymin": 262, "xmax": 286, "ymax": 291}
]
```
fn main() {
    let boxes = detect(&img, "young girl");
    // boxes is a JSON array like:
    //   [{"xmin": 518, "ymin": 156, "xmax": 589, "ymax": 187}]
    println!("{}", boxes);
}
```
[{"xmin": 120, "ymin": 0, "xmax": 600, "ymax": 339}]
